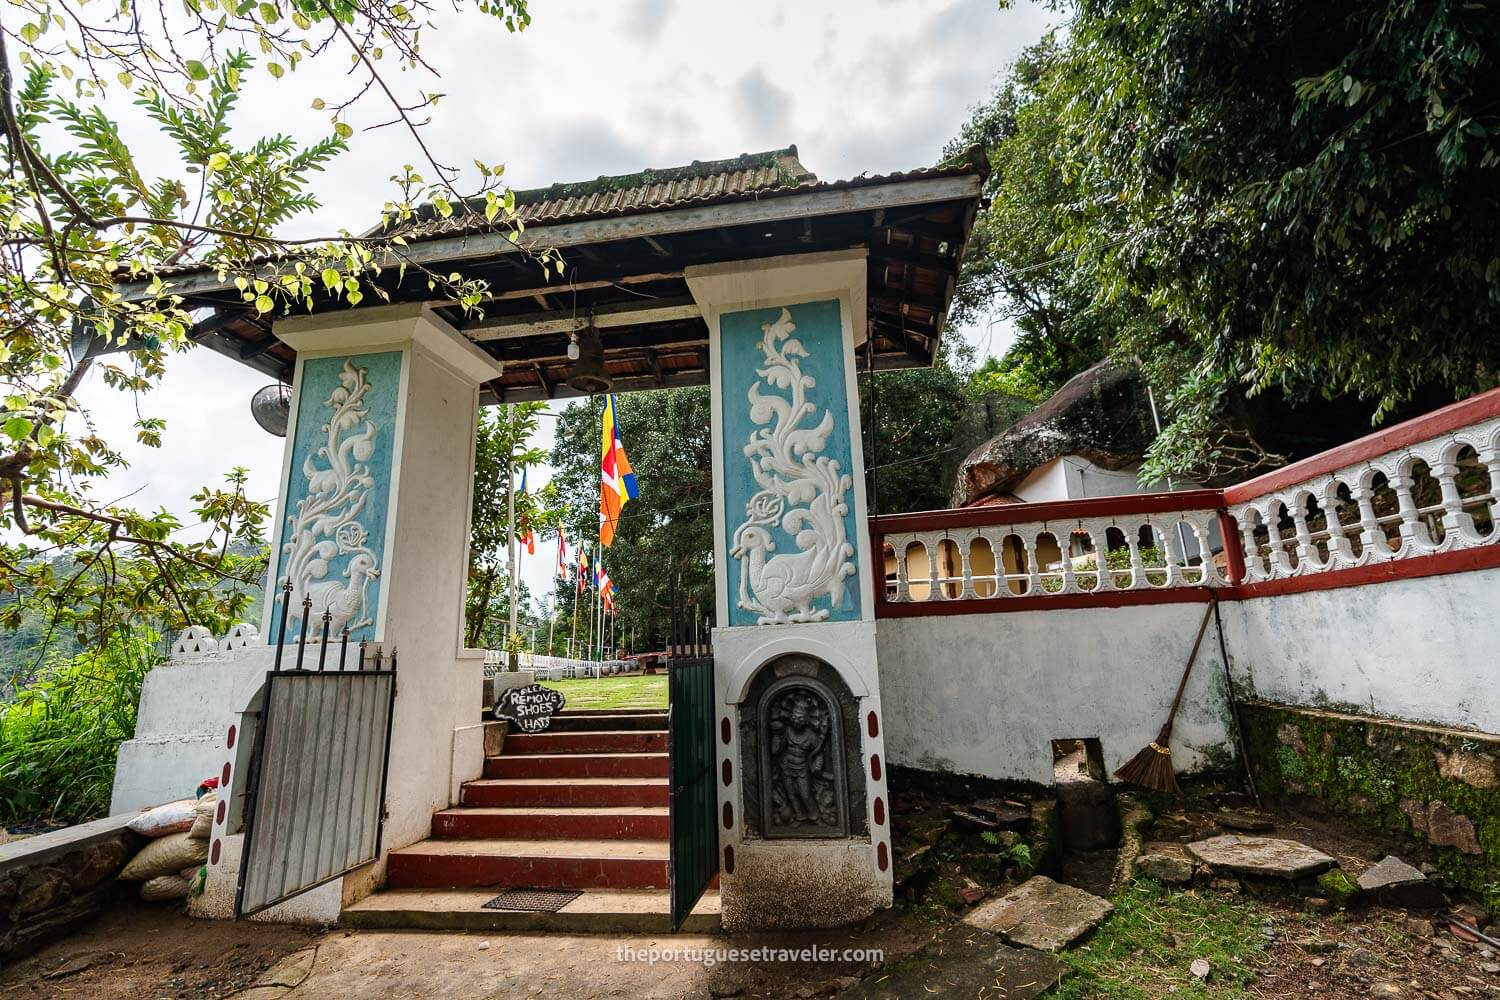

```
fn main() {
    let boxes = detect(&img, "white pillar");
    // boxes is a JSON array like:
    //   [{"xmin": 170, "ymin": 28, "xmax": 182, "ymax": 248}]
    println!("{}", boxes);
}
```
[
  {"xmin": 687, "ymin": 250, "xmax": 892, "ymax": 931},
  {"xmin": 265, "ymin": 303, "xmax": 499, "ymax": 894}
]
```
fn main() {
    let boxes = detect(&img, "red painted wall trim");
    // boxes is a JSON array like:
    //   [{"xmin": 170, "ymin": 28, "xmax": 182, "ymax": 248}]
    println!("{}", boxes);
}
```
[
  {"xmin": 1223, "ymin": 386, "xmax": 1500, "ymax": 505},
  {"xmin": 874, "ymin": 584, "xmax": 1213, "ymax": 619},
  {"xmin": 870, "ymin": 488, "xmax": 1225, "ymax": 535},
  {"xmin": 1230, "ymin": 543, "xmax": 1500, "ymax": 600}
]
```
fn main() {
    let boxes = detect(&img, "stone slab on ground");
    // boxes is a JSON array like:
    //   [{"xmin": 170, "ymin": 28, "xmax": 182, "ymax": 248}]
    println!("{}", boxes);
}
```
[
  {"xmin": 962, "ymin": 876, "xmax": 1113, "ymax": 952},
  {"xmin": 1185, "ymin": 835, "xmax": 1335, "ymax": 879},
  {"xmin": 1357, "ymin": 856, "xmax": 1443, "ymax": 908},
  {"xmin": 1134, "ymin": 842, "xmax": 1194, "ymax": 885},
  {"xmin": 840, "ymin": 925, "xmax": 1064, "ymax": 999}
]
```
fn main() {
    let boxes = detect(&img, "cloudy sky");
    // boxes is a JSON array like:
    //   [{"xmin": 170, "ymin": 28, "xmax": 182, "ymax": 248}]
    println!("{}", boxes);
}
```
[{"xmin": 74, "ymin": 0, "xmax": 1054, "ymax": 608}]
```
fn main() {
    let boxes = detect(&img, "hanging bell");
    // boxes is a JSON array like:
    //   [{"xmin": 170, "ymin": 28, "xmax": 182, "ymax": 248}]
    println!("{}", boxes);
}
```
[{"xmin": 566, "ymin": 324, "xmax": 613, "ymax": 394}]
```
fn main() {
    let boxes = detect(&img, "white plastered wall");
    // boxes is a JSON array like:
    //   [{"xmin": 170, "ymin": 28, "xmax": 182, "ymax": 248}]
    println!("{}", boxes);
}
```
[
  {"xmin": 1219, "ymin": 565, "xmax": 1500, "ymax": 732},
  {"xmin": 875, "ymin": 601, "xmax": 1233, "ymax": 784}
]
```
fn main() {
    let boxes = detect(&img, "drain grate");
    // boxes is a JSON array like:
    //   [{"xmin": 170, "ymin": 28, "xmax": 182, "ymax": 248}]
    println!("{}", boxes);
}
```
[{"xmin": 481, "ymin": 888, "xmax": 583, "ymax": 913}]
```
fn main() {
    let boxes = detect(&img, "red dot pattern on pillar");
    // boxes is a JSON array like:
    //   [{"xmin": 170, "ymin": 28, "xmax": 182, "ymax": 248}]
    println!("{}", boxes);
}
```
[
  {"xmin": 723, "ymin": 802, "xmax": 733, "ymax": 830},
  {"xmin": 216, "ymin": 800, "xmax": 226, "ymax": 824},
  {"xmin": 211, "ymin": 840, "xmax": 221, "ymax": 865},
  {"xmin": 870, "ymin": 754, "xmax": 882, "ymax": 782},
  {"xmin": 720, "ymin": 718, "xmax": 732, "ymax": 745},
  {"xmin": 723, "ymin": 845, "xmax": 735, "ymax": 874},
  {"xmin": 877, "ymin": 842, "xmax": 889, "ymax": 872},
  {"xmin": 221, "ymin": 762, "xmax": 231, "ymax": 786},
  {"xmin": 721, "ymin": 760, "xmax": 732, "ymax": 787},
  {"xmin": 873, "ymin": 797, "xmax": 885, "ymax": 826},
  {"xmin": 226, "ymin": 724, "xmax": 236, "ymax": 750},
  {"xmin": 867, "ymin": 711, "xmax": 879, "ymax": 738}
]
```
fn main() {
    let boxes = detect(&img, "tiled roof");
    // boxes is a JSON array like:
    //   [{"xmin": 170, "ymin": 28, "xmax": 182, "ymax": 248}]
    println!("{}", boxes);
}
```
[{"xmin": 379, "ymin": 144, "xmax": 985, "ymax": 241}]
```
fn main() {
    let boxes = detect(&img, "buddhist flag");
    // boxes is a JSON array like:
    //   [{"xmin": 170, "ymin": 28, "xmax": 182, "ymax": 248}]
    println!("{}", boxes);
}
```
[
  {"xmin": 555, "ymin": 532, "xmax": 569, "ymax": 579},
  {"xmin": 599, "ymin": 394, "xmax": 639, "ymax": 547},
  {"xmin": 599, "ymin": 567, "xmax": 616, "ymax": 612},
  {"xmin": 577, "ymin": 546, "xmax": 590, "ymax": 593},
  {"xmin": 517, "ymin": 469, "xmax": 536, "ymax": 555}
]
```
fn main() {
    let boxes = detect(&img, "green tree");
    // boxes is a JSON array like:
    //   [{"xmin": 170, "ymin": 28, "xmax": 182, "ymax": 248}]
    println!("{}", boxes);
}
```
[
  {"xmin": 1058, "ymin": 0, "xmax": 1500, "ymax": 476},
  {"xmin": 0, "ymin": 0, "xmax": 547, "ymax": 662},
  {"xmin": 466, "ymin": 403, "xmax": 558, "ymax": 649},
  {"xmin": 549, "ymin": 389, "xmax": 713, "ymax": 653}
]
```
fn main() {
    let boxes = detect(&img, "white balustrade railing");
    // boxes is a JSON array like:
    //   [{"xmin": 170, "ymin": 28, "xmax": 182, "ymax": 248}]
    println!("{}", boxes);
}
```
[
  {"xmin": 482, "ymin": 650, "xmax": 631, "ymax": 679},
  {"xmin": 875, "ymin": 494, "xmax": 1227, "ymax": 606},
  {"xmin": 1224, "ymin": 399, "xmax": 1500, "ymax": 585}
]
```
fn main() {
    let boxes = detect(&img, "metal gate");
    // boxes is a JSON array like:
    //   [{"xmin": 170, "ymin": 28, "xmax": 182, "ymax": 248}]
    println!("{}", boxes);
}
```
[
  {"xmin": 234, "ymin": 590, "xmax": 399, "ymax": 918},
  {"xmin": 666, "ymin": 590, "xmax": 718, "ymax": 931}
]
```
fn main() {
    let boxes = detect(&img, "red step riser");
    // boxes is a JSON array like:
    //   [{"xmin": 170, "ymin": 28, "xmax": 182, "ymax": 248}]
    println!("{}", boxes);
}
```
[
  {"xmin": 485, "ymin": 755, "xmax": 668, "ymax": 780},
  {"xmin": 462, "ymin": 783, "xmax": 668, "ymax": 808},
  {"xmin": 504, "ymin": 732, "xmax": 667, "ymax": 755},
  {"xmin": 387, "ymin": 854, "xmax": 669, "ymax": 891},
  {"xmin": 433, "ymin": 812, "xmax": 670, "ymax": 840}
]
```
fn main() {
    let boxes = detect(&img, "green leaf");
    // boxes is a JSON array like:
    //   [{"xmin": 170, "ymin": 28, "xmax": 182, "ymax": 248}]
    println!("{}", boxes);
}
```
[
  {"xmin": 186, "ymin": 60, "xmax": 211, "ymax": 81},
  {"xmin": 311, "ymin": 97, "xmax": 325, "ymax": 110},
  {"xmin": 267, "ymin": 62, "xmax": 284, "ymax": 79},
  {"xmin": 3, "ymin": 416, "xmax": 34, "ymax": 442},
  {"xmin": 207, "ymin": 152, "xmax": 231, "ymax": 172},
  {"xmin": 333, "ymin": 121, "xmax": 353, "ymax": 139},
  {"xmin": 321, "ymin": 268, "xmax": 340, "ymax": 291},
  {"xmin": 254, "ymin": 295, "xmax": 274, "ymax": 314}
]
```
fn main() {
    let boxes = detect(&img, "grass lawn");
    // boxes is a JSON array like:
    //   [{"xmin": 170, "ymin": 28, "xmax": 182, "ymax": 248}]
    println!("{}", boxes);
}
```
[
  {"xmin": 539, "ymin": 672, "xmax": 668, "ymax": 711},
  {"xmin": 1049, "ymin": 880, "xmax": 1266, "ymax": 999}
]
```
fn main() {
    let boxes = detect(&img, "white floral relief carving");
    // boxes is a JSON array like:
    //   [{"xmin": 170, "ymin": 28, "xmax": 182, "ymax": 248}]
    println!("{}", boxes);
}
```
[
  {"xmin": 731, "ymin": 308, "xmax": 856, "ymax": 624},
  {"xmin": 276, "ymin": 359, "xmax": 382, "ymax": 637}
]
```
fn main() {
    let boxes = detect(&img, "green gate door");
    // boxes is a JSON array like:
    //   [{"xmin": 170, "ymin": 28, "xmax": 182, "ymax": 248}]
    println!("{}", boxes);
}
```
[{"xmin": 667, "ymin": 642, "xmax": 719, "ymax": 931}]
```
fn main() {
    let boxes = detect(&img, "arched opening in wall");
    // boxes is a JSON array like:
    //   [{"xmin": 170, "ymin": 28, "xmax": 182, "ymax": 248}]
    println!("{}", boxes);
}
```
[
  {"xmin": 902, "ymin": 540, "xmax": 931, "ymax": 601},
  {"xmin": 1035, "ymin": 531, "xmax": 1064, "ymax": 592},
  {"xmin": 1104, "ymin": 526, "xmax": 1131, "ymax": 588},
  {"xmin": 1071, "ymin": 529, "xmax": 1100, "ymax": 591},
  {"xmin": 1368, "ymin": 471, "xmax": 1403, "ymax": 551},
  {"xmin": 1172, "ymin": 519, "xmax": 1207, "ymax": 584},
  {"xmin": 222, "ymin": 683, "xmax": 267, "ymax": 837},
  {"xmin": 881, "ymin": 541, "xmax": 899, "ymax": 600},
  {"xmin": 1407, "ymin": 459, "xmax": 1445, "ymax": 545},
  {"xmin": 1137, "ymin": 525, "xmax": 1169, "ymax": 587},
  {"xmin": 1000, "ymin": 533, "xmax": 1029, "ymax": 595},
  {"xmin": 737, "ymin": 654, "xmax": 868, "ymax": 840},
  {"xmin": 1270, "ymin": 500, "xmax": 1300, "ymax": 570},
  {"xmin": 1454, "ymin": 444, "xmax": 1495, "ymax": 537},
  {"xmin": 1301, "ymin": 492, "xmax": 1331, "ymax": 564},
  {"xmin": 935, "ymin": 535, "xmax": 963, "ymax": 599},
  {"xmin": 1331, "ymin": 481, "xmax": 1365, "ymax": 559},
  {"xmin": 968, "ymin": 536, "xmax": 999, "ymax": 598},
  {"xmin": 1242, "ymin": 508, "xmax": 1269, "ymax": 577}
]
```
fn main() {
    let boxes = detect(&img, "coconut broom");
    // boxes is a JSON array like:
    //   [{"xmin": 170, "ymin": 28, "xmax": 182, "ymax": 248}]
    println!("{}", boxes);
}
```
[{"xmin": 1114, "ymin": 600, "xmax": 1216, "ymax": 794}]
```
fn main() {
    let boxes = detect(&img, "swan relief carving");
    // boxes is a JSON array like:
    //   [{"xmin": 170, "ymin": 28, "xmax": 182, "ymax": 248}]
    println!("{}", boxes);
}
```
[
  {"xmin": 731, "ymin": 308, "xmax": 856, "ymax": 625},
  {"xmin": 275, "ymin": 358, "xmax": 383, "ymax": 638}
]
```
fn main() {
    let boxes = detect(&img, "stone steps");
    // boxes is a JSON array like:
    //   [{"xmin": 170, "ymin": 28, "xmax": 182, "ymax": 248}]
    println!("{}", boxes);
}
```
[
  {"xmin": 340, "ymin": 887, "xmax": 720, "ymax": 934},
  {"xmin": 432, "ymin": 805, "xmax": 669, "ymax": 841},
  {"xmin": 385, "ymin": 838, "xmax": 671, "ymax": 890},
  {"xmin": 484, "ymin": 752, "xmax": 669, "ymax": 780},
  {"xmin": 460, "ymin": 777, "xmax": 669, "ymax": 809},
  {"xmin": 545, "ymin": 711, "xmax": 669, "ymax": 732},
  {"xmin": 504, "ymin": 730, "xmax": 668, "ymax": 755}
]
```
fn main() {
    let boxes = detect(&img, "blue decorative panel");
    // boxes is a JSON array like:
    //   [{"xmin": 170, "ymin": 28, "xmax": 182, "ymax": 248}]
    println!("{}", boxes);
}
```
[
  {"xmin": 719, "ymin": 299, "xmax": 861, "ymax": 626},
  {"xmin": 270, "ymin": 351, "xmax": 402, "ymax": 643}
]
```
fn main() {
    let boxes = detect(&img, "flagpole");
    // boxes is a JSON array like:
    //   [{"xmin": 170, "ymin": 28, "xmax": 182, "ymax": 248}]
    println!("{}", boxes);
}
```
[{"xmin": 506, "ymin": 406, "xmax": 518, "ymax": 670}]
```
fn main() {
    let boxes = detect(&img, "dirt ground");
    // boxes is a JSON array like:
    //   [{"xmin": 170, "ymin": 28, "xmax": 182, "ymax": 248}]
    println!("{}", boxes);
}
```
[{"xmin": 0, "ymin": 900, "xmax": 929, "ymax": 1000}]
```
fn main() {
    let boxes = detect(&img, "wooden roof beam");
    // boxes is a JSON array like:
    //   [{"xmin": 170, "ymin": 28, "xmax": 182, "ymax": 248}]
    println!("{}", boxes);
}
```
[{"xmin": 463, "ymin": 296, "xmax": 701, "ymax": 341}]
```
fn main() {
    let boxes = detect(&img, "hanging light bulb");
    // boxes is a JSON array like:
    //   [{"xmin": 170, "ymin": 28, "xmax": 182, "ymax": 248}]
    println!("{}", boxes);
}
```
[{"xmin": 566, "ymin": 330, "xmax": 581, "ymax": 361}]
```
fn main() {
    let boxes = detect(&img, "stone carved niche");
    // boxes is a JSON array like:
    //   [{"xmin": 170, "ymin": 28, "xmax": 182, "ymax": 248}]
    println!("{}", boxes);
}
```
[{"xmin": 740, "ymin": 654, "xmax": 867, "ymax": 840}]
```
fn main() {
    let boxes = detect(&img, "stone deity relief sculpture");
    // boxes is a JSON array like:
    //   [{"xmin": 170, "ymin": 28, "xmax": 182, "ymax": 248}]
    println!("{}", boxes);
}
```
[{"xmin": 766, "ymin": 686, "xmax": 844, "ymax": 834}]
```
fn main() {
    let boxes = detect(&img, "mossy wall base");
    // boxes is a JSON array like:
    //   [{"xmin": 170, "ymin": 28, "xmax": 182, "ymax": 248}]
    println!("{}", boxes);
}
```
[{"xmin": 1241, "ymin": 700, "xmax": 1500, "ymax": 904}]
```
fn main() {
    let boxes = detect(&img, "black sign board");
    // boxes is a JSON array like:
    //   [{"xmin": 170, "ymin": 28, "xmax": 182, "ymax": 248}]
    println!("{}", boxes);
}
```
[{"xmin": 493, "ymin": 684, "xmax": 567, "ymax": 733}]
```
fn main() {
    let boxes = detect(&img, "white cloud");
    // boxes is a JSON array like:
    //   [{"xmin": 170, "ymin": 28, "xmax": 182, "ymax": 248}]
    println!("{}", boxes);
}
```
[{"xmin": 70, "ymin": 0, "xmax": 1053, "ymax": 619}]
